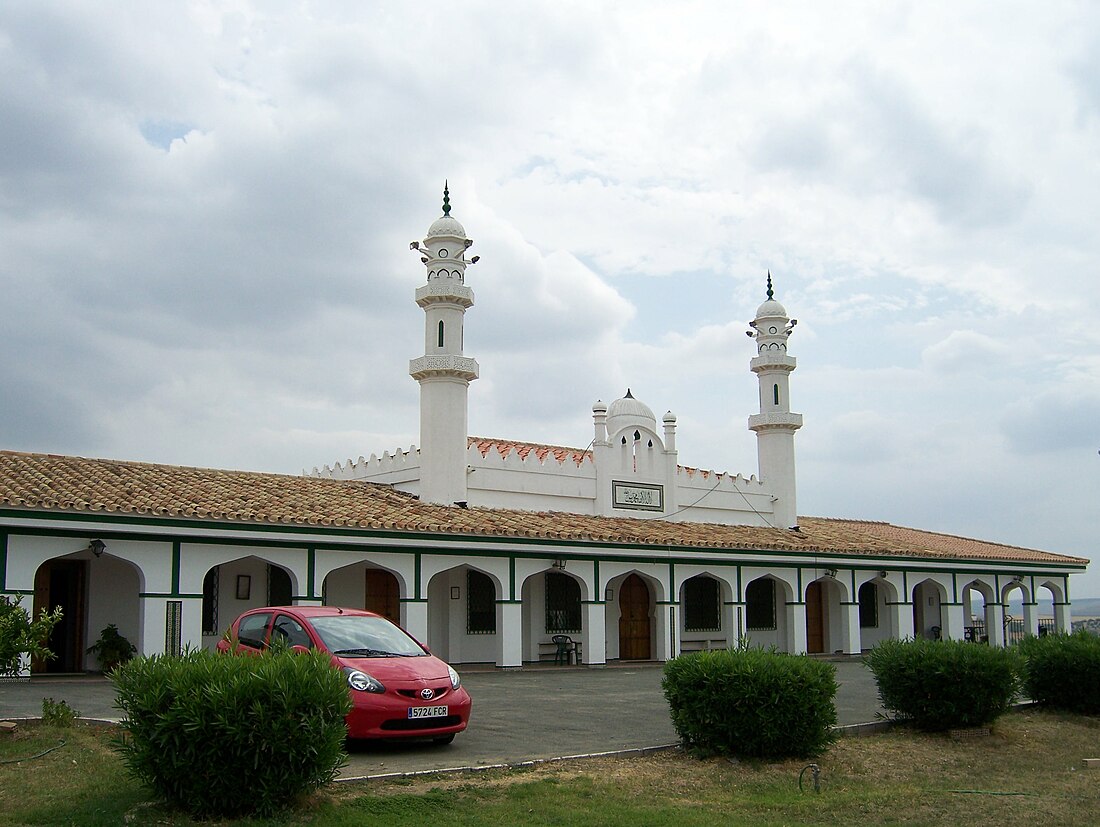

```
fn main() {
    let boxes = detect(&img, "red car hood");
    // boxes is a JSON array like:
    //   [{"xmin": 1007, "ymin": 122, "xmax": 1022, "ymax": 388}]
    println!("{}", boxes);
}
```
[{"xmin": 331, "ymin": 653, "xmax": 451, "ymax": 683}]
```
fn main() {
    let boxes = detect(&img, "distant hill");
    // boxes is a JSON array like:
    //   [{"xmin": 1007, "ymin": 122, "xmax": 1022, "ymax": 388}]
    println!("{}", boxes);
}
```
[{"xmin": 1004, "ymin": 596, "xmax": 1100, "ymax": 619}]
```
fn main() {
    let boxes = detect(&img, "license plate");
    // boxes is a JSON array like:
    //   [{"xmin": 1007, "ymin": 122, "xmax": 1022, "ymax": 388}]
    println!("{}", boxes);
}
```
[{"xmin": 408, "ymin": 705, "xmax": 448, "ymax": 719}]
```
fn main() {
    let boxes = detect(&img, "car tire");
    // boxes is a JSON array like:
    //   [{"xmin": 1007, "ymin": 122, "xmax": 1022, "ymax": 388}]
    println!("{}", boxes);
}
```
[{"xmin": 432, "ymin": 733, "xmax": 456, "ymax": 745}]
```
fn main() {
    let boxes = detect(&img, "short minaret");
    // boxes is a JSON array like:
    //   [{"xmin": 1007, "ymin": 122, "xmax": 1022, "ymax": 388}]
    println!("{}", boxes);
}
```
[
  {"xmin": 746, "ymin": 273, "xmax": 803, "ymax": 529},
  {"xmin": 408, "ymin": 184, "xmax": 479, "ymax": 506}
]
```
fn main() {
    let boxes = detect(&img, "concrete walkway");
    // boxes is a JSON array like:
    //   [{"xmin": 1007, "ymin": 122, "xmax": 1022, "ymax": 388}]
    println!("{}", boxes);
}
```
[{"xmin": 0, "ymin": 660, "xmax": 884, "ymax": 780}]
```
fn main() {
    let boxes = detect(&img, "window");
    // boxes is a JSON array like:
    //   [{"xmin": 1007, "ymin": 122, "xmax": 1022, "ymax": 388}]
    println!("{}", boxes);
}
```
[
  {"xmin": 858, "ymin": 582, "xmax": 879, "ymax": 628},
  {"xmin": 236, "ymin": 612, "xmax": 272, "ymax": 649},
  {"xmin": 438, "ymin": 320, "xmax": 445, "ymax": 348},
  {"xmin": 773, "ymin": 384, "xmax": 780, "ymax": 405},
  {"xmin": 545, "ymin": 572, "xmax": 581, "ymax": 633},
  {"xmin": 272, "ymin": 614, "xmax": 312, "ymax": 648},
  {"xmin": 466, "ymin": 570, "xmax": 496, "ymax": 634},
  {"xmin": 745, "ymin": 579, "xmax": 776, "ymax": 631},
  {"xmin": 683, "ymin": 576, "xmax": 721, "ymax": 632}
]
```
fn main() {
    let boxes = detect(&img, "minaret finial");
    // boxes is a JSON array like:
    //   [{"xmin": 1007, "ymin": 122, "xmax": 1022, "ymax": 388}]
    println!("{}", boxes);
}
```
[
  {"xmin": 442, "ymin": 180, "xmax": 451, "ymax": 216},
  {"xmin": 766, "ymin": 270, "xmax": 774, "ymax": 300}
]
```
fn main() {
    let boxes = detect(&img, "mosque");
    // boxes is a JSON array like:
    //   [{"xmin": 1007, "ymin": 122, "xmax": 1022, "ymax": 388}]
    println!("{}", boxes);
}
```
[{"xmin": 0, "ymin": 189, "xmax": 1088, "ymax": 672}]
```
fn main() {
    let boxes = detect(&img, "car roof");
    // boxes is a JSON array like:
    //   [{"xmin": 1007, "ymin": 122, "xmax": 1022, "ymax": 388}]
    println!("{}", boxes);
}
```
[{"xmin": 251, "ymin": 605, "xmax": 385, "ymax": 620}]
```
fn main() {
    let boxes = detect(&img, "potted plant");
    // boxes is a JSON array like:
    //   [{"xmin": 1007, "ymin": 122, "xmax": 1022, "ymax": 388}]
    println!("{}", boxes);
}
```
[{"xmin": 86, "ymin": 624, "xmax": 136, "ymax": 672}]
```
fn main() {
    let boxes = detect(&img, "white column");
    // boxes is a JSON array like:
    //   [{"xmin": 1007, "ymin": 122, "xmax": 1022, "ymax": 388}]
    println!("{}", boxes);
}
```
[
  {"xmin": 403, "ymin": 600, "xmax": 429, "ymax": 645},
  {"xmin": 725, "ymin": 601, "xmax": 742, "ymax": 648},
  {"xmin": 988, "ymin": 603, "xmax": 1006, "ymax": 647},
  {"xmin": 582, "ymin": 601, "xmax": 606, "ymax": 665},
  {"xmin": 1053, "ymin": 601, "xmax": 1071, "ymax": 634},
  {"xmin": 497, "ymin": 603, "xmax": 522, "ymax": 667},
  {"xmin": 789, "ymin": 602, "xmax": 808, "ymax": 654},
  {"xmin": 654, "ymin": 603, "xmax": 675, "ymax": 661},
  {"xmin": 1022, "ymin": 601, "xmax": 1038, "ymax": 638},
  {"xmin": 895, "ymin": 602, "xmax": 915, "ymax": 640},
  {"xmin": 842, "ymin": 601, "xmax": 861, "ymax": 654},
  {"xmin": 942, "ymin": 603, "xmax": 965, "ymax": 641}
]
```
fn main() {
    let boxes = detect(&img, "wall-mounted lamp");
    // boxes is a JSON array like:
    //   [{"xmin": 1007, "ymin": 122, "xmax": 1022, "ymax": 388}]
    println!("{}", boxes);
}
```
[
  {"xmin": 551, "ymin": 559, "xmax": 567, "ymax": 570},
  {"xmin": 878, "ymin": 571, "xmax": 889, "ymax": 579},
  {"xmin": 450, "ymin": 586, "xmax": 460, "ymax": 600},
  {"xmin": 605, "ymin": 588, "xmax": 614, "ymax": 601},
  {"xmin": 824, "ymin": 568, "xmax": 838, "ymax": 579},
  {"xmin": 89, "ymin": 539, "xmax": 106, "ymax": 558},
  {"xmin": 1012, "ymin": 575, "xmax": 1024, "ymax": 584}
]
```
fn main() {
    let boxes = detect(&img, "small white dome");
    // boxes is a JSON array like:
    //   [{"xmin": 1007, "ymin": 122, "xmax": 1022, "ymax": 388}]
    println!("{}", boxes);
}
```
[
  {"xmin": 426, "ymin": 214, "xmax": 467, "ymax": 239},
  {"xmin": 606, "ymin": 389, "xmax": 657, "ymax": 435},
  {"xmin": 755, "ymin": 298, "xmax": 788, "ymax": 319}
]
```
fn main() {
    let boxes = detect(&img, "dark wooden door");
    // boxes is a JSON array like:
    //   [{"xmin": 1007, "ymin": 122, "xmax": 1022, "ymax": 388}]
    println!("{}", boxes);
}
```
[
  {"xmin": 618, "ymin": 574, "xmax": 651, "ymax": 660},
  {"xmin": 806, "ymin": 581, "xmax": 824, "ymax": 654},
  {"xmin": 32, "ymin": 560, "xmax": 87, "ymax": 673},
  {"xmin": 365, "ymin": 568, "xmax": 400, "ymax": 624}
]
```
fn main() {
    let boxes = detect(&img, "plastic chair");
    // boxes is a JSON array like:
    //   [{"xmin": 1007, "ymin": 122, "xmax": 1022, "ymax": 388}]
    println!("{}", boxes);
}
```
[{"xmin": 552, "ymin": 635, "xmax": 577, "ymax": 665}]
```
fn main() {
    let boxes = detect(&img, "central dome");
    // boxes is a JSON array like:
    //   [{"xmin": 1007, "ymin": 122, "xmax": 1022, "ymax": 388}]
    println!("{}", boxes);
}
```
[
  {"xmin": 426, "ymin": 214, "xmax": 467, "ymax": 239},
  {"xmin": 606, "ymin": 389, "xmax": 657, "ymax": 436}
]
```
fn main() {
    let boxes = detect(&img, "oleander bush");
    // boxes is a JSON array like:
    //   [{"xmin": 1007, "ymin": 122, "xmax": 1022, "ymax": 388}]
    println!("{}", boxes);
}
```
[
  {"xmin": 865, "ymin": 638, "xmax": 1020, "ymax": 731},
  {"xmin": 1018, "ymin": 630, "xmax": 1100, "ymax": 714},
  {"xmin": 111, "ymin": 647, "xmax": 351, "ymax": 818},
  {"xmin": 662, "ymin": 646, "xmax": 838, "ymax": 759}
]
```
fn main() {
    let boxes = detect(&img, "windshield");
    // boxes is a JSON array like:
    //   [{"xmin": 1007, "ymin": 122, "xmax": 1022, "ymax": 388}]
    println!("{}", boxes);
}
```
[{"xmin": 310, "ymin": 615, "xmax": 427, "ymax": 657}]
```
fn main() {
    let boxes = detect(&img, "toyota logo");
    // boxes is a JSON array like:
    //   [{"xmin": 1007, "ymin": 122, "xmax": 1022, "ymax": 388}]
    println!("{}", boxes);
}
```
[{"xmin": 420, "ymin": 688, "xmax": 435, "ymax": 700}]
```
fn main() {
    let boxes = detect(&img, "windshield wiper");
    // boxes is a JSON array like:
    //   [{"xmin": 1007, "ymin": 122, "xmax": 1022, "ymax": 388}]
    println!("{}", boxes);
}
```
[{"xmin": 332, "ymin": 647, "xmax": 420, "ymax": 657}]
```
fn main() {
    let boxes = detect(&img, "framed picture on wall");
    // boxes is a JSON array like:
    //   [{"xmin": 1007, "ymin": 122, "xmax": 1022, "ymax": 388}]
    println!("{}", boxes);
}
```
[{"xmin": 236, "ymin": 575, "xmax": 251, "ymax": 600}]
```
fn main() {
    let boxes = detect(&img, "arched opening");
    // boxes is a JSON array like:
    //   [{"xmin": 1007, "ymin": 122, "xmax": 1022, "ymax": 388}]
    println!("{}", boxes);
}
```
[
  {"xmin": 520, "ymin": 569, "xmax": 584, "ymax": 663},
  {"xmin": 680, "ymin": 574, "xmax": 734, "ymax": 653},
  {"xmin": 1001, "ymin": 580, "xmax": 1031, "ymax": 645},
  {"xmin": 745, "ymin": 575, "xmax": 793, "ymax": 652},
  {"xmin": 425, "ymin": 565, "xmax": 501, "ymax": 664},
  {"xmin": 200, "ymin": 556, "xmax": 296, "ymax": 649},
  {"xmin": 912, "ymin": 579, "xmax": 946, "ymax": 640},
  {"xmin": 858, "ymin": 577, "xmax": 898, "ymax": 649},
  {"xmin": 961, "ymin": 580, "xmax": 995, "ymax": 643},
  {"xmin": 618, "ymin": 573, "xmax": 652, "ymax": 660},
  {"xmin": 32, "ymin": 548, "xmax": 142, "ymax": 673},
  {"xmin": 805, "ymin": 577, "xmax": 847, "ymax": 654}
]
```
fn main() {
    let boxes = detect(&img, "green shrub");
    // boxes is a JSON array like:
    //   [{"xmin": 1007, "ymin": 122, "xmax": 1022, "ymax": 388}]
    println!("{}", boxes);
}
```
[
  {"xmin": 111, "ymin": 647, "xmax": 352, "ymax": 819},
  {"xmin": 1018, "ymin": 631, "xmax": 1100, "ymax": 714},
  {"xmin": 662, "ymin": 646, "xmax": 838, "ymax": 759},
  {"xmin": 41, "ymin": 697, "xmax": 78, "ymax": 727},
  {"xmin": 0, "ymin": 596, "xmax": 63, "ymax": 677},
  {"xmin": 865, "ymin": 638, "xmax": 1020, "ymax": 731}
]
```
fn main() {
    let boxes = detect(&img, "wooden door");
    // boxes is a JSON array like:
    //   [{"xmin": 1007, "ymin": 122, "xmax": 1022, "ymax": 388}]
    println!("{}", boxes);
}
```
[
  {"xmin": 32, "ymin": 560, "xmax": 86, "ymax": 673},
  {"xmin": 618, "ymin": 574, "xmax": 651, "ymax": 660},
  {"xmin": 365, "ymin": 568, "xmax": 400, "ymax": 625},
  {"xmin": 806, "ymin": 581, "xmax": 824, "ymax": 654}
]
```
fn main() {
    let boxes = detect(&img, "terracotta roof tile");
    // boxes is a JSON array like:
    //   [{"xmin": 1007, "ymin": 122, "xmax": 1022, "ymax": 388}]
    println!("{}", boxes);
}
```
[{"xmin": 0, "ymin": 450, "xmax": 1087, "ymax": 566}]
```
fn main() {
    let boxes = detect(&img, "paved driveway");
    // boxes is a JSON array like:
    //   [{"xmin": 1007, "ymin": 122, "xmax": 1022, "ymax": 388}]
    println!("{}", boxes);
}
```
[{"xmin": 0, "ymin": 661, "xmax": 884, "ymax": 779}]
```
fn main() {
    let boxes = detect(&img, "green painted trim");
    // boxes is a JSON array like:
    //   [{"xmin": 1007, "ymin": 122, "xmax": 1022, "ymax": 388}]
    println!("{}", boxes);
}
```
[
  {"xmin": 736, "ymin": 564, "xmax": 743, "ymax": 602},
  {"xmin": 415, "ymin": 553, "xmax": 422, "ymax": 600},
  {"xmin": 668, "ymin": 562, "xmax": 675, "ymax": 601},
  {"xmin": 580, "ymin": 600, "xmax": 606, "ymax": 606},
  {"xmin": 307, "ymin": 547, "xmax": 316, "ymax": 599},
  {"xmin": 593, "ymin": 559, "xmax": 600, "ymax": 592},
  {"xmin": 2, "ymin": 588, "xmax": 34, "ymax": 596},
  {"xmin": 951, "ymin": 572, "xmax": 958, "ymax": 603},
  {"xmin": 903, "ymin": 571, "xmax": 909, "ymax": 598},
  {"xmin": 0, "ymin": 531, "xmax": 7, "ymax": 593},
  {"xmin": 1, "ymin": 509, "xmax": 1084, "ymax": 570},
  {"xmin": 495, "ymin": 599, "xmax": 522, "ymax": 606},
  {"xmin": 139, "ymin": 592, "xmax": 203, "ymax": 599},
  {"xmin": 886, "ymin": 601, "xmax": 914, "ymax": 606},
  {"xmin": 657, "ymin": 600, "xmax": 679, "ymax": 607},
  {"xmin": 850, "ymin": 568, "xmax": 857, "ymax": 597},
  {"xmin": 786, "ymin": 601, "xmax": 806, "ymax": 606},
  {"xmin": 171, "ymin": 541, "xmax": 181, "ymax": 595},
  {"xmin": 725, "ymin": 601, "xmax": 746, "ymax": 606},
  {"xmin": 400, "ymin": 597, "xmax": 428, "ymax": 604},
  {"xmin": 509, "ymin": 557, "xmax": 516, "ymax": 601}
]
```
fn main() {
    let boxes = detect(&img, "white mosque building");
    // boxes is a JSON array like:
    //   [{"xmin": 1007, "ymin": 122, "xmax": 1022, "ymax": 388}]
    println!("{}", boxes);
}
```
[{"xmin": 0, "ymin": 189, "xmax": 1088, "ymax": 673}]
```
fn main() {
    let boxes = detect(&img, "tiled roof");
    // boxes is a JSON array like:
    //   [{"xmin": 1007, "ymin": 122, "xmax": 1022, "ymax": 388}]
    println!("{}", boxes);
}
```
[{"xmin": 0, "ymin": 450, "xmax": 1087, "ymax": 566}]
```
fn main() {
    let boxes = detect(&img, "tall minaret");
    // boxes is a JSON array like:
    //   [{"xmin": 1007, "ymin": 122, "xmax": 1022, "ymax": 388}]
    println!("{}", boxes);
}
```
[
  {"xmin": 408, "ymin": 184, "xmax": 479, "ymax": 506},
  {"xmin": 747, "ymin": 273, "xmax": 803, "ymax": 529}
]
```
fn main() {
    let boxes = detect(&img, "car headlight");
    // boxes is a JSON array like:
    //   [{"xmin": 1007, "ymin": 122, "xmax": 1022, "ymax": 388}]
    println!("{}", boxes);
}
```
[
  {"xmin": 447, "ymin": 665, "xmax": 461, "ymax": 691},
  {"xmin": 344, "ymin": 668, "xmax": 385, "ymax": 694}
]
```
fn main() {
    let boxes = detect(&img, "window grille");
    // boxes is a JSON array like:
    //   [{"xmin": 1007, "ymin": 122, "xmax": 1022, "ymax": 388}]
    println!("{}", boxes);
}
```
[
  {"xmin": 683, "ymin": 576, "xmax": 721, "ymax": 632},
  {"xmin": 858, "ymin": 582, "xmax": 879, "ymax": 628},
  {"xmin": 165, "ymin": 601, "xmax": 183, "ymax": 656},
  {"xmin": 544, "ymin": 572, "xmax": 581, "ymax": 633},
  {"xmin": 745, "ymin": 579, "xmax": 776, "ymax": 631}
]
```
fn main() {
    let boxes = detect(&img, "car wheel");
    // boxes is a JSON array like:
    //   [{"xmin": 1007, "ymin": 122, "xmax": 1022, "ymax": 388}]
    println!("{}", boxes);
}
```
[{"xmin": 432, "ymin": 733, "xmax": 456, "ymax": 745}]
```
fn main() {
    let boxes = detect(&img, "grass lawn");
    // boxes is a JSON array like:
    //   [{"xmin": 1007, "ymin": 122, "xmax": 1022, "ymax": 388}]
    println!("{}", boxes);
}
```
[{"xmin": 1, "ymin": 709, "xmax": 1098, "ymax": 825}]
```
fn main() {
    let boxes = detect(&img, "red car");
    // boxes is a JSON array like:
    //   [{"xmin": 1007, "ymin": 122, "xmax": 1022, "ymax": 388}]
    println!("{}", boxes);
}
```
[{"xmin": 217, "ymin": 606, "xmax": 471, "ymax": 743}]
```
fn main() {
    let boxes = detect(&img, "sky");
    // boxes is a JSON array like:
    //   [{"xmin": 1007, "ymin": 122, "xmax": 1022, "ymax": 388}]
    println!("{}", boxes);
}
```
[{"xmin": 2, "ymin": 2, "xmax": 1098, "ymax": 597}]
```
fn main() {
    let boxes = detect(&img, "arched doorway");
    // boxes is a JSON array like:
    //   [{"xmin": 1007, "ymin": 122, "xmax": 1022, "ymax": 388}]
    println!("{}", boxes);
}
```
[
  {"xmin": 618, "ymin": 573, "xmax": 651, "ymax": 660},
  {"xmin": 364, "ymin": 568, "xmax": 400, "ymax": 624},
  {"xmin": 33, "ymin": 560, "xmax": 86, "ymax": 673},
  {"xmin": 806, "ymin": 581, "xmax": 825, "ymax": 653}
]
